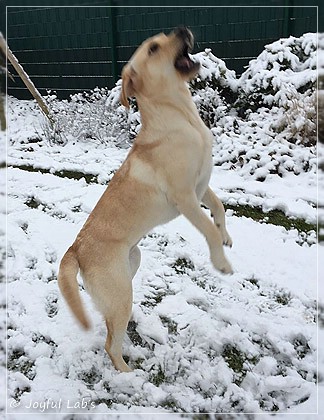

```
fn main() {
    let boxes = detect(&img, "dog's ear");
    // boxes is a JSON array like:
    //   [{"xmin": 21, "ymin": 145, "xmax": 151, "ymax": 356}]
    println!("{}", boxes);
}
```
[{"xmin": 120, "ymin": 64, "xmax": 136, "ymax": 108}]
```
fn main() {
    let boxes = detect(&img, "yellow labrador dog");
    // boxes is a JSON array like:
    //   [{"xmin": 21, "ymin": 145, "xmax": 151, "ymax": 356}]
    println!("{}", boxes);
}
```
[{"xmin": 58, "ymin": 27, "xmax": 233, "ymax": 373}]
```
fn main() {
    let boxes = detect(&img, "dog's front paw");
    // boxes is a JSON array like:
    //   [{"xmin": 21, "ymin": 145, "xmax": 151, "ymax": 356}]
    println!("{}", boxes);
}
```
[
  {"xmin": 223, "ymin": 232, "xmax": 233, "ymax": 248},
  {"xmin": 223, "ymin": 236, "xmax": 233, "ymax": 248},
  {"xmin": 216, "ymin": 224, "xmax": 233, "ymax": 248}
]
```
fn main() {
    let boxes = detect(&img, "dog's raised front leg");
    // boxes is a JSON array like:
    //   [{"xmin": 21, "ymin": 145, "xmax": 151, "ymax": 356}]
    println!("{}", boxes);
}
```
[
  {"xmin": 173, "ymin": 192, "xmax": 233, "ymax": 274},
  {"xmin": 202, "ymin": 187, "xmax": 233, "ymax": 247}
]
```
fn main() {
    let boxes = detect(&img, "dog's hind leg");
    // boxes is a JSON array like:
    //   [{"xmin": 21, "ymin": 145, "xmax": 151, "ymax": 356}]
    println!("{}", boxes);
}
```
[
  {"xmin": 99, "ymin": 247, "xmax": 139, "ymax": 373},
  {"xmin": 103, "ymin": 264, "xmax": 133, "ymax": 372},
  {"xmin": 105, "ymin": 287, "xmax": 133, "ymax": 372},
  {"xmin": 202, "ymin": 187, "xmax": 233, "ymax": 247}
]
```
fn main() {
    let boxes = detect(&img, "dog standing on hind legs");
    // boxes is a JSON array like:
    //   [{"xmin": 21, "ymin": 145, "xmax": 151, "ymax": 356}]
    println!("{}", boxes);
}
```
[{"xmin": 58, "ymin": 27, "xmax": 233, "ymax": 373}]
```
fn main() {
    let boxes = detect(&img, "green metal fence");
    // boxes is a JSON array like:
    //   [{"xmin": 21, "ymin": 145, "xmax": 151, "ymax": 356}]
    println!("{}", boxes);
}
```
[{"xmin": 3, "ymin": 1, "xmax": 318, "ymax": 99}]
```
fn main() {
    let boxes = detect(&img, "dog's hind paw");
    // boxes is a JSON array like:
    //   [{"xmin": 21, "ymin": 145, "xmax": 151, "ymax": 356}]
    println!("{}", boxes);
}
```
[
  {"xmin": 212, "ymin": 255, "xmax": 233, "ymax": 275},
  {"xmin": 220, "ymin": 263, "xmax": 233, "ymax": 275}
]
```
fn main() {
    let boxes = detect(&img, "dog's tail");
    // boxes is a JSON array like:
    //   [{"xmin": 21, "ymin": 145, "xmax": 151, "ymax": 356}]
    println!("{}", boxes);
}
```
[{"xmin": 58, "ymin": 247, "xmax": 91, "ymax": 330}]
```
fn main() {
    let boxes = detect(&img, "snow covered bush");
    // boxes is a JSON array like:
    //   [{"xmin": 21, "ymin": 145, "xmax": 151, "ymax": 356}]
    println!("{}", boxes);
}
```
[
  {"xmin": 236, "ymin": 33, "xmax": 317, "ymax": 146},
  {"xmin": 208, "ymin": 33, "xmax": 317, "ymax": 179},
  {"xmin": 189, "ymin": 49, "xmax": 238, "ymax": 128},
  {"xmin": 40, "ymin": 33, "xmax": 317, "ymax": 181},
  {"xmin": 44, "ymin": 85, "xmax": 136, "ymax": 148},
  {"xmin": 237, "ymin": 33, "xmax": 316, "ymax": 109},
  {"xmin": 192, "ymin": 49, "xmax": 238, "ymax": 94}
]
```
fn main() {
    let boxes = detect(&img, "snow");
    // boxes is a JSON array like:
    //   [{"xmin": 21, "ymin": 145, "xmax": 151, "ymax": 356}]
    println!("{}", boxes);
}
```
[{"xmin": 1, "ymin": 31, "xmax": 323, "ymax": 418}]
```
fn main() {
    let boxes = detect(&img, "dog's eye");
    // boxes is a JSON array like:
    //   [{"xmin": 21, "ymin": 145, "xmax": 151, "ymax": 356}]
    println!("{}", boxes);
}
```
[{"xmin": 148, "ymin": 43, "xmax": 159, "ymax": 55}]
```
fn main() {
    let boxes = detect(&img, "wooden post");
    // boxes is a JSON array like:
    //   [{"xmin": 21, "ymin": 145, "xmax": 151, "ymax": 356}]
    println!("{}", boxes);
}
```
[
  {"xmin": 107, "ymin": 0, "xmax": 118, "ymax": 85},
  {"xmin": 0, "ymin": 94, "xmax": 5, "ymax": 131},
  {"xmin": 0, "ymin": 32, "xmax": 52, "ymax": 123}
]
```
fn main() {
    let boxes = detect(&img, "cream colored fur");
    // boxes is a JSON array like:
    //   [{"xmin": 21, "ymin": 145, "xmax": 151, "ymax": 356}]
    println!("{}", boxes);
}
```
[{"xmin": 58, "ymin": 28, "xmax": 233, "ymax": 373}]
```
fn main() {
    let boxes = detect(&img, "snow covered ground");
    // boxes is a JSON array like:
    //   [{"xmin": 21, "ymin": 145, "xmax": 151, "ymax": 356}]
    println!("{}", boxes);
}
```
[
  {"xmin": 1, "ymin": 32, "xmax": 323, "ymax": 419},
  {"xmin": 1, "ymin": 95, "xmax": 321, "ymax": 418}
]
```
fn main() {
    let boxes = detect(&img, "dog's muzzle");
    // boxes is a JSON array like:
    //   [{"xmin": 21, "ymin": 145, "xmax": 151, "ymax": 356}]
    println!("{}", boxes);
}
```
[
  {"xmin": 174, "ymin": 26, "xmax": 200, "ymax": 75},
  {"xmin": 174, "ymin": 26, "xmax": 194, "ymax": 50}
]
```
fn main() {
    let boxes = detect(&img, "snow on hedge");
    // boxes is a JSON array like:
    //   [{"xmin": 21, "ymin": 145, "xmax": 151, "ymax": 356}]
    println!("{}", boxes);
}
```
[{"xmin": 36, "ymin": 32, "xmax": 317, "ymax": 183}]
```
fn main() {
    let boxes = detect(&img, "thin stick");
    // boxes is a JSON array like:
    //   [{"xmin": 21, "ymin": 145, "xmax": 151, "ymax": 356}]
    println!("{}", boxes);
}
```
[
  {"xmin": 0, "ymin": 32, "xmax": 52, "ymax": 123},
  {"xmin": 0, "ymin": 94, "xmax": 5, "ymax": 131}
]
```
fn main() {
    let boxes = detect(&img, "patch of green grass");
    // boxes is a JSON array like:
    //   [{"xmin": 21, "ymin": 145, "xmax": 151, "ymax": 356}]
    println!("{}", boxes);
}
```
[
  {"xmin": 45, "ymin": 294, "xmax": 58, "ymax": 318},
  {"xmin": 24, "ymin": 195, "xmax": 67, "ymax": 220},
  {"xmin": 27, "ymin": 137, "xmax": 42, "ymax": 144},
  {"xmin": 7, "ymin": 349, "xmax": 36, "ymax": 380},
  {"xmin": 145, "ymin": 232, "xmax": 170, "ymax": 249},
  {"xmin": 132, "ymin": 358, "xmax": 145, "ymax": 370},
  {"xmin": 25, "ymin": 196, "xmax": 41, "ymax": 209},
  {"xmin": 31, "ymin": 334, "xmax": 57, "ymax": 358},
  {"xmin": 192, "ymin": 276, "xmax": 207, "ymax": 289},
  {"xmin": 127, "ymin": 320, "xmax": 144, "ymax": 346},
  {"xmin": 171, "ymin": 257, "xmax": 195, "ymax": 275},
  {"xmin": 160, "ymin": 396, "xmax": 181, "ymax": 411},
  {"xmin": 26, "ymin": 257, "xmax": 37, "ymax": 270},
  {"xmin": 293, "ymin": 336, "xmax": 311, "ymax": 359},
  {"xmin": 294, "ymin": 395, "xmax": 311, "ymax": 406},
  {"xmin": 260, "ymin": 398, "xmax": 280, "ymax": 412},
  {"xmin": 160, "ymin": 316, "xmax": 178, "ymax": 335},
  {"xmin": 15, "ymin": 165, "xmax": 320, "ymax": 240},
  {"xmin": 222, "ymin": 344, "xmax": 259, "ymax": 386},
  {"xmin": 149, "ymin": 365, "xmax": 166, "ymax": 387},
  {"xmin": 20, "ymin": 222, "xmax": 28, "ymax": 233},
  {"xmin": 245, "ymin": 276, "xmax": 260, "ymax": 288},
  {"xmin": 10, "ymin": 164, "xmax": 99, "ymax": 184},
  {"xmin": 222, "ymin": 344, "xmax": 245, "ymax": 375},
  {"xmin": 46, "ymin": 271, "xmax": 57, "ymax": 283},
  {"xmin": 0, "ymin": 248, "xmax": 5, "ymax": 283},
  {"xmin": 92, "ymin": 398, "xmax": 113, "ymax": 408},
  {"xmin": 275, "ymin": 290, "xmax": 292, "ymax": 306},
  {"xmin": 71, "ymin": 204, "xmax": 82, "ymax": 213},
  {"xmin": 141, "ymin": 289, "xmax": 168, "ymax": 308},
  {"xmin": 13, "ymin": 385, "xmax": 31, "ymax": 401},
  {"xmin": 32, "ymin": 333, "xmax": 57, "ymax": 349},
  {"xmin": 225, "ymin": 204, "xmax": 316, "ymax": 234},
  {"xmin": 78, "ymin": 366, "xmax": 101, "ymax": 387},
  {"xmin": 259, "ymin": 288, "xmax": 293, "ymax": 306}
]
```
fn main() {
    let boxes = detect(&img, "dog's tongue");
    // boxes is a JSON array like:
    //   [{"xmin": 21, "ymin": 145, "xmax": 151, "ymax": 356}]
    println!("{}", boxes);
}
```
[{"xmin": 177, "ymin": 56, "xmax": 192, "ymax": 69}]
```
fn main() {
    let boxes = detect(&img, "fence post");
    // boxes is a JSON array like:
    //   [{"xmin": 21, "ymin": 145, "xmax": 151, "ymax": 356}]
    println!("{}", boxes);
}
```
[
  {"xmin": 0, "ymin": 32, "xmax": 53, "ymax": 124},
  {"xmin": 283, "ymin": 0, "xmax": 294, "ymax": 37},
  {"xmin": 108, "ymin": 0, "xmax": 118, "ymax": 85}
]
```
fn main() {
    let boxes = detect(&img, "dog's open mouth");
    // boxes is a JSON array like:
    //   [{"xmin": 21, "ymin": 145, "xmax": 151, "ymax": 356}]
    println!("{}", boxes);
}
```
[{"xmin": 174, "ymin": 44, "xmax": 200, "ymax": 74}]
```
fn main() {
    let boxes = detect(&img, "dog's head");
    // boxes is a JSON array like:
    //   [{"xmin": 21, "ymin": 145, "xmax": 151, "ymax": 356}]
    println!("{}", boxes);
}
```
[{"xmin": 121, "ymin": 27, "xmax": 200, "ymax": 108}]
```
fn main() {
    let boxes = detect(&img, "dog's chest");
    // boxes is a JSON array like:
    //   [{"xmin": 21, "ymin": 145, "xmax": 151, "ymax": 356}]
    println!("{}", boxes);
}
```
[{"xmin": 196, "ymin": 125, "xmax": 213, "ymax": 170}]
